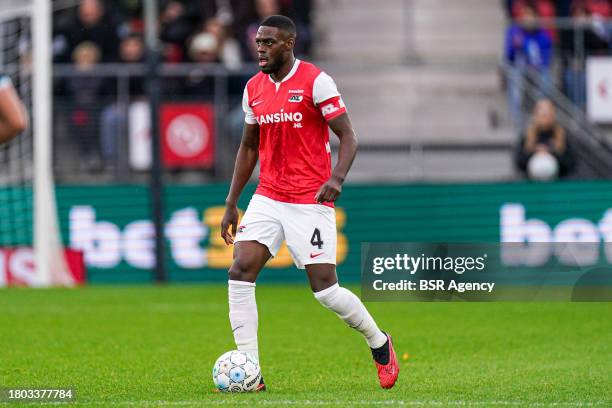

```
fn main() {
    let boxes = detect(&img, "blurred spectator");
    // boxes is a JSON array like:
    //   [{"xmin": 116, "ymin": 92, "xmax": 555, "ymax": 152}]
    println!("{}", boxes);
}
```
[
  {"xmin": 280, "ymin": 0, "xmax": 313, "ymax": 56},
  {"xmin": 190, "ymin": 18, "xmax": 242, "ymax": 70},
  {"xmin": 159, "ymin": 1, "xmax": 203, "ymax": 62},
  {"xmin": 510, "ymin": 0, "xmax": 557, "ymax": 40},
  {"xmin": 579, "ymin": 0, "xmax": 612, "ymax": 17},
  {"xmin": 182, "ymin": 18, "xmax": 244, "ymax": 96},
  {"xmin": 510, "ymin": 0, "xmax": 556, "ymax": 19},
  {"xmin": 504, "ymin": 3, "xmax": 553, "ymax": 130},
  {"xmin": 53, "ymin": 0, "xmax": 122, "ymax": 63},
  {"xmin": 556, "ymin": 0, "xmax": 573, "ymax": 16},
  {"xmin": 241, "ymin": 0, "xmax": 312, "ymax": 60},
  {"xmin": 185, "ymin": 33, "xmax": 219, "ymax": 95},
  {"xmin": 560, "ymin": 1, "xmax": 611, "ymax": 108},
  {"xmin": 56, "ymin": 42, "xmax": 109, "ymax": 171},
  {"xmin": 111, "ymin": 0, "xmax": 143, "ymax": 20},
  {"xmin": 517, "ymin": 99, "xmax": 574, "ymax": 180},
  {"xmin": 118, "ymin": 34, "xmax": 146, "ymax": 95},
  {"xmin": 244, "ymin": 0, "xmax": 280, "ymax": 61},
  {"xmin": 100, "ymin": 34, "xmax": 146, "ymax": 169}
]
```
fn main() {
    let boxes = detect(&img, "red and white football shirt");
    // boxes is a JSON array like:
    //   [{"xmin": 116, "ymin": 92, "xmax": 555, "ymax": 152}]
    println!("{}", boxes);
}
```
[{"xmin": 242, "ymin": 59, "xmax": 347, "ymax": 207}]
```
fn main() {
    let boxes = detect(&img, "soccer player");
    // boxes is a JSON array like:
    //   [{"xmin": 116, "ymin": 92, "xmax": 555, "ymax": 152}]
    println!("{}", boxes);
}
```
[
  {"xmin": 0, "ymin": 72, "xmax": 27, "ymax": 145},
  {"xmin": 220, "ymin": 15, "xmax": 399, "ymax": 390}
]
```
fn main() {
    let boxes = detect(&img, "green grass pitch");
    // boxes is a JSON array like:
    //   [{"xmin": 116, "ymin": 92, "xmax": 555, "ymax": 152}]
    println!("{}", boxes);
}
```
[{"xmin": 1, "ymin": 285, "xmax": 611, "ymax": 407}]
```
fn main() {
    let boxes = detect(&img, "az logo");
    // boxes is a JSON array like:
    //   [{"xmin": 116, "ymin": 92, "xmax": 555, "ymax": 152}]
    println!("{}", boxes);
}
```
[{"xmin": 288, "ymin": 95, "xmax": 303, "ymax": 103}]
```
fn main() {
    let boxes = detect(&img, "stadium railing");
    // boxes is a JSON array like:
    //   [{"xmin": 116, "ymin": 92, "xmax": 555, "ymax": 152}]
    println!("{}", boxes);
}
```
[
  {"xmin": 499, "ymin": 61, "xmax": 612, "ymax": 178},
  {"xmin": 502, "ymin": 17, "xmax": 612, "ymax": 177},
  {"xmin": 52, "ymin": 62, "xmax": 257, "ymax": 183}
]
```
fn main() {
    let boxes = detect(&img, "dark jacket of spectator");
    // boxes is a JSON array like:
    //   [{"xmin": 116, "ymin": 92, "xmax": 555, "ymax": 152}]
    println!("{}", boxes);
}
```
[
  {"xmin": 53, "ymin": 0, "xmax": 122, "ymax": 63},
  {"xmin": 560, "ymin": 4, "xmax": 610, "ymax": 62}
]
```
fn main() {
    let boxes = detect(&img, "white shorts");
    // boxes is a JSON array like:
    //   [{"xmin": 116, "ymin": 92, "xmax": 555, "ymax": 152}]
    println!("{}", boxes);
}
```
[{"xmin": 234, "ymin": 194, "xmax": 337, "ymax": 269}]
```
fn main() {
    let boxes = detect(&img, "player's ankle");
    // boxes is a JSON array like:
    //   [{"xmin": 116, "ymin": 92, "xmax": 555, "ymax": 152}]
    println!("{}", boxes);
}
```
[{"xmin": 371, "ymin": 337, "xmax": 390, "ymax": 365}]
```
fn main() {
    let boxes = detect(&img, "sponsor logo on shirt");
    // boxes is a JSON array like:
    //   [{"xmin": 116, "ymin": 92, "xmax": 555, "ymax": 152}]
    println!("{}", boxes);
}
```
[
  {"xmin": 288, "ymin": 95, "xmax": 303, "ymax": 103},
  {"xmin": 288, "ymin": 89, "xmax": 304, "ymax": 93},
  {"xmin": 257, "ymin": 110, "xmax": 303, "ymax": 125},
  {"xmin": 321, "ymin": 103, "xmax": 339, "ymax": 116}
]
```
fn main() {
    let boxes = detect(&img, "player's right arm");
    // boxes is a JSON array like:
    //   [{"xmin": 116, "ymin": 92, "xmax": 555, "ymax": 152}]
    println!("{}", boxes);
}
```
[
  {"xmin": 221, "ymin": 123, "xmax": 260, "ymax": 245},
  {"xmin": 0, "ymin": 75, "xmax": 28, "ymax": 145}
]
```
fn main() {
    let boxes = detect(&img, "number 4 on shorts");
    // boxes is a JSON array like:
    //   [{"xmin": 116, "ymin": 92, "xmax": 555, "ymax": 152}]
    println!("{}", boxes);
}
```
[{"xmin": 310, "ymin": 228, "xmax": 323, "ymax": 249}]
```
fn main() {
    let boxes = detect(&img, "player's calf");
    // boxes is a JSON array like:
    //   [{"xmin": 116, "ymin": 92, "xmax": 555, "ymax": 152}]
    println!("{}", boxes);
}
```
[{"xmin": 313, "ymin": 284, "xmax": 387, "ymax": 347}]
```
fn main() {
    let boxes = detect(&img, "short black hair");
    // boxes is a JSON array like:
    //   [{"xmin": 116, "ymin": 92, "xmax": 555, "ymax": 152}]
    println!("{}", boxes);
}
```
[{"xmin": 260, "ymin": 15, "xmax": 297, "ymax": 36}]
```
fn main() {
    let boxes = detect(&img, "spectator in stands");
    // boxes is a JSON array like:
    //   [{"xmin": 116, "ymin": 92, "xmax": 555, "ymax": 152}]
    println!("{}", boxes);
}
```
[
  {"xmin": 281, "ymin": 0, "xmax": 314, "ymax": 56},
  {"xmin": 244, "ymin": 0, "xmax": 281, "ymax": 61},
  {"xmin": 56, "ymin": 42, "xmax": 109, "ymax": 171},
  {"xmin": 580, "ymin": 0, "xmax": 612, "ymax": 17},
  {"xmin": 242, "ymin": 0, "xmax": 312, "ymax": 60},
  {"xmin": 99, "ymin": 34, "xmax": 146, "ymax": 170},
  {"xmin": 517, "ymin": 99, "xmax": 573, "ymax": 180},
  {"xmin": 504, "ymin": 3, "xmax": 553, "ymax": 130},
  {"xmin": 560, "ymin": 1, "xmax": 611, "ymax": 109},
  {"xmin": 509, "ymin": 1, "xmax": 556, "ymax": 20},
  {"xmin": 115, "ymin": 33, "xmax": 147, "ymax": 98},
  {"xmin": 510, "ymin": 0, "xmax": 557, "ymax": 40},
  {"xmin": 553, "ymin": 0, "xmax": 576, "ymax": 17},
  {"xmin": 182, "ymin": 18, "xmax": 244, "ymax": 96},
  {"xmin": 189, "ymin": 18, "xmax": 242, "ymax": 70},
  {"xmin": 159, "ymin": 1, "xmax": 203, "ymax": 62},
  {"xmin": 53, "ymin": 0, "xmax": 122, "ymax": 63}
]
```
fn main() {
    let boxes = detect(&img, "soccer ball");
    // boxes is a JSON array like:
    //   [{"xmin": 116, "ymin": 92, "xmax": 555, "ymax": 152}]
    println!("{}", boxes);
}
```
[
  {"xmin": 212, "ymin": 350, "xmax": 261, "ymax": 392},
  {"xmin": 527, "ymin": 151, "xmax": 559, "ymax": 181}
]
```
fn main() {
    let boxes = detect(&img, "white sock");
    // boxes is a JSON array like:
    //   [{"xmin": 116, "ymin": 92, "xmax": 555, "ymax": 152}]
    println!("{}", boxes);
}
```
[
  {"xmin": 314, "ymin": 283, "xmax": 387, "ymax": 349},
  {"xmin": 228, "ymin": 280, "xmax": 259, "ymax": 362}
]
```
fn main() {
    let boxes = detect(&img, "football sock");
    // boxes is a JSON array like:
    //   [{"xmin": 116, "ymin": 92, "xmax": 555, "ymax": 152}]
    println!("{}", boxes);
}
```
[
  {"xmin": 314, "ymin": 283, "xmax": 388, "ymax": 349},
  {"xmin": 228, "ymin": 280, "xmax": 259, "ymax": 362}
]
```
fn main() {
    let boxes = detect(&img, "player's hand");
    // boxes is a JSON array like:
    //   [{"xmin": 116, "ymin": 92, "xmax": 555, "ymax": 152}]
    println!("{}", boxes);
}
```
[
  {"xmin": 315, "ymin": 176, "xmax": 342, "ymax": 203},
  {"xmin": 221, "ymin": 205, "xmax": 239, "ymax": 245}
]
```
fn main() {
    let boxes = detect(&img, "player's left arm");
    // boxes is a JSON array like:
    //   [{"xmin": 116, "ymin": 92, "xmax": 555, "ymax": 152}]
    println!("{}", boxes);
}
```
[
  {"xmin": 314, "ymin": 112, "xmax": 358, "ymax": 203},
  {"xmin": 0, "ymin": 76, "xmax": 28, "ymax": 145}
]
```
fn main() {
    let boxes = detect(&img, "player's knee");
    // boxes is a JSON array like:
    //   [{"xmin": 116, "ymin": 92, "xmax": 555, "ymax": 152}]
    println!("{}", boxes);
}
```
[{"xmin": 228, "ymin": 259, "xmax": 257, "ymax": 282}]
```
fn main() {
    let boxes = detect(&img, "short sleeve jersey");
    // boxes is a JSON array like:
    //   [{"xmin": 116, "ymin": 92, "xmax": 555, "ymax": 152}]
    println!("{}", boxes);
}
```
[{"xmin": 242, "ymin": 59, "xmax": 347, "ymax": 207}]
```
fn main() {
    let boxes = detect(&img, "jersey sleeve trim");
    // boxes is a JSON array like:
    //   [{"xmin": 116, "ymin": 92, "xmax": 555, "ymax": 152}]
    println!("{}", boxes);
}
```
[
  {"xmin": 0, "ymin": 74, "xmax": 11, "ymax": 89},
  {"xmin": 242, "ymin": 85, "xmax": 258, "ymax": 125},
  {"xmin": 312, "ymin": 72, "xmax": 341, "ymax": 106}
]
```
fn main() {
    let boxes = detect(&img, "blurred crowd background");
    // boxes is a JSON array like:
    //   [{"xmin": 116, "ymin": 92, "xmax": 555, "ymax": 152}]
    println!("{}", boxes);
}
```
[
  {"xmin": 6, "ymin": 0, "xmax": 610, "ymax": 183},
  {"xmin": 53, "ymin": 0, "xmax": 313, "ymax": 66},
  {"xmin": 51, "ymin": 0, "xmax": 313, "ymax": 178},
  {"xmin": 503, "ymin": 0, "xmax": 612, "ymax": 181}
]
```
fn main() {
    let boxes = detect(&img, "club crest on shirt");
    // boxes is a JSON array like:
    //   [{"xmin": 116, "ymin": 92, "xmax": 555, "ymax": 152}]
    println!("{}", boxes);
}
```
[{"xmin": 288, "ymin": 95, "xmax": 303, "ymax": 103}]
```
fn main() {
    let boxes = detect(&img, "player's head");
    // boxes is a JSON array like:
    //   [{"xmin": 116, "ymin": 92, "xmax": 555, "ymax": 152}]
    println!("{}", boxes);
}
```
[{"xmin": 256, "ymin": 15, "xmax": 296, "ymax": 74}]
